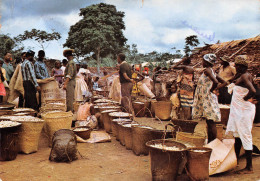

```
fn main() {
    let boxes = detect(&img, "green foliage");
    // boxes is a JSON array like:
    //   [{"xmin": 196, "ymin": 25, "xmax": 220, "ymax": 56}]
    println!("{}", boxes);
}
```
[
  {"xmin": 184, "ymin": 35, "xmax": 200, "ymax": 56},
  {"xmin": 0, "ymin": 34, "xmax": 24, "ymax": 59},
  {"xmin": 15, "ymin": 29, "xmax": 61, "ymax": 50},
  {"xmin": 64, "ymin": 3, "xmax": 127, "ymax": 70}
]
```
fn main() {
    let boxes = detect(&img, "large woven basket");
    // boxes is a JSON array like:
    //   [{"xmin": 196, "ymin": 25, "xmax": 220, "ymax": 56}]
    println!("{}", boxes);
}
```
[
  {"xmin": 17, "ymin": 119, "xmax": 44, "ymax": 154},
  {"xmin": 153, "ymin": 101, "xmax": 172, "ymax": 120},
  {"xmin": 43, "ymin": 111, "xmax": 73, "ymax": 146},
  {"xmin": 171, "ymin": 119, "xmax": 198, "ymax": 133},
  {"xmin": 176, "ymin": 132, "xmax": 205, "ymax": 147}
]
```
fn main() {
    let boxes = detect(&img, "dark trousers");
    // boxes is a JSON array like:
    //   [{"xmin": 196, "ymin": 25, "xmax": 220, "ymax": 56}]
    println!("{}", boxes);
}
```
[
  {"xmin": 23, "ymin": 81, "xmax": 38, "ymax": 110},
  {"xmin": 18, "ymin": 93, "xmax": 24, "ymax": 107},
  {"xmin": 66, "ymin": 79, "xmax": 75, "ymax": 112},
  {"xmin": 121, "ymin": 82, "xmax": 133, "ymax": 113}
]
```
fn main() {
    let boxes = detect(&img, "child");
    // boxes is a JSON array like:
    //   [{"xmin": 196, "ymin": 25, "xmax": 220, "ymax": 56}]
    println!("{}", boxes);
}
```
[
  {"xmin": 170, "ymin": 83, "xmax": 180, "ymax": 119},
  {"xmin": 93, "ymin": 77, "xmax": 100, "ymax": 91}
]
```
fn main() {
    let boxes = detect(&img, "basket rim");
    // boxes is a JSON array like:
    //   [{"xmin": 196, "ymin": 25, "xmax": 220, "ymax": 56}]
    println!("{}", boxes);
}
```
[{"xmin": 146, "ymin": 139, "xmax": 187, "ymax": 152}]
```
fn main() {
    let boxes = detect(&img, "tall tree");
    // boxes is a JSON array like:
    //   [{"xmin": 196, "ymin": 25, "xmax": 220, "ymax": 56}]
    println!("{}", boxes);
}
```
[
  {"xmin": 64, "ymin": 3, "xmax": 127, "ymax": 72},
  {"xmin": 0, "ymin": 34, "xmax": 24, "ymax": 59},
  {"xmin": 15, "ymin": 29, "xmax": 61, "ymax": 51},
  {"xmin": 184, "ymin": 35, "xmax": 200, "ymax": 56}
]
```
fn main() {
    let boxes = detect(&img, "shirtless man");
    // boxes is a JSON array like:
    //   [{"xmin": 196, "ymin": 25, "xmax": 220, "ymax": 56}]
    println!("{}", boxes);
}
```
[{"xmin": 226, "ymin": 55, "xmax": 256, "ymax": 174}]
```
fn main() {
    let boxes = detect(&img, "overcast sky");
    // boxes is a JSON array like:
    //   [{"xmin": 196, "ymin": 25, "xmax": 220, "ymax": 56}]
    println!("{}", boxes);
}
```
[{"xmin": 0, "ymin": 0, "xmax": 259, "ymax": 59}]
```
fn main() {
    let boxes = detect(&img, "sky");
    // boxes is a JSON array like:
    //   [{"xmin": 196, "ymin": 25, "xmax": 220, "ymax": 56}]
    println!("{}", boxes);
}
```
[{"xmin": 0, "ymin": 0, "xmax": 259, "ymax": 60}]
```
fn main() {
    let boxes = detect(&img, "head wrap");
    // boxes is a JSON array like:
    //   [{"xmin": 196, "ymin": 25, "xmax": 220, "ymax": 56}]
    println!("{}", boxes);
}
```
[
  {"xmin": 63, "ymin": 49, "xmax": 74, "ymax": 57},
  {"xmin": 203, "ymin": 54, "xmax": 217, "ymax": 65}
]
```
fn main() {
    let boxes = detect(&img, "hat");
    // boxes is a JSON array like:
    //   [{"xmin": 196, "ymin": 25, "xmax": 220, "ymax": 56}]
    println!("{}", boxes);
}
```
[
  {"xmin": 220, "ymin": 55, "xmax": 230, "ymax": 62},
  {"xmin": 63, "ymin": 49, "xmax": 74, "ymax": 57},
  {"xmin": 235, "ymin": 55, "xmax": 248, "ymax": 67},
  {"xmin": 203, "ymin": 54, "xmax": 217, "ymax": 65},
  {"xmin": 26, "ymin": 50, "xmax": 35, "ymax": 56}
]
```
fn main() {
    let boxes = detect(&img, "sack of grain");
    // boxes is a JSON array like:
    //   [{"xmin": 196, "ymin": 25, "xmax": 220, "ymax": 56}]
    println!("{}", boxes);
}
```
[{"xmin": 49, "ymin": 129, "xmax": 78, "ymax": 162}]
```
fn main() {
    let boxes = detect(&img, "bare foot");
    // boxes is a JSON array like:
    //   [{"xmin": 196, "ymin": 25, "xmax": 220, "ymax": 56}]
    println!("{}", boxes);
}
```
[{"xmin": 235, "ymin": 168, "xmax": 254, "ymax": 174}]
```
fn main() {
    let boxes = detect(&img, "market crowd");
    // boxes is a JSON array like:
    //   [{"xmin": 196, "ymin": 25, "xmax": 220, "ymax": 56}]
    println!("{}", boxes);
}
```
[{"xmin": 0, "ymin": 49, "xmax": 259, "ymax": 174}]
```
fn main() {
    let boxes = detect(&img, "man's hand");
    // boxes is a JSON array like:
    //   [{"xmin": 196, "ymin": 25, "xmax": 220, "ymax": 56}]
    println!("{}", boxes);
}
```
[
  {"xmin": 130, "ymin": 79, "xmax": 134, "ymax": 83},
  {"xmin": 36, "ymin": 86, "xmax": 41, "ymax": 92}
]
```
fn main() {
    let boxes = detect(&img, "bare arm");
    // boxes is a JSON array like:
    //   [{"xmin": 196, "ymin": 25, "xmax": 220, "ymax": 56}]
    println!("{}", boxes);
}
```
[
  {"xmin": 204, "ymin": 68, "xmax": 219, "ymax": 92},
  {"xmin": 236, "ymin": 73, "xmax": 256, "ymax": 100},
  {"xmin": 216, "ymin": 74, "xmax": 228, "ymax": 88}
]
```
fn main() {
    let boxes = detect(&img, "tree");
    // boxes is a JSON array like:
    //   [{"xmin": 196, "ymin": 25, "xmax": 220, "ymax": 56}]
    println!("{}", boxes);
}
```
[
  {"xmin": 0, "ymin": 34, "xmax": 24, "ymax": 59},
  {"xmin": 184, "ymin": 35, "xmax": 200, "ymax": 56},
  {"xmin": 64, "ymin": 3, "xmax": 127, "ymax": 72},
  {"xmin": 15, "ymin": 29, "xmax": 61, "ymax": 51}
]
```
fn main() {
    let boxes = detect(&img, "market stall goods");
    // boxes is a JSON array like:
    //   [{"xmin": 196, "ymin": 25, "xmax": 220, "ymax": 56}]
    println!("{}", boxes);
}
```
[{"xmin": 0, "ymin": 120, "xmax": 21, "ymax": 161}]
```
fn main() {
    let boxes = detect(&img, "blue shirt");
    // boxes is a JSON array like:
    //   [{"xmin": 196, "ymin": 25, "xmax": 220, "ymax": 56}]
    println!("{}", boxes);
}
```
[
  {"xmin": 21, "ymin": 60, "xmax": 39, "ymax": 87},
  {"xmin": 34, "ymin": 59, "xmax": 49, "ymax": 79}
]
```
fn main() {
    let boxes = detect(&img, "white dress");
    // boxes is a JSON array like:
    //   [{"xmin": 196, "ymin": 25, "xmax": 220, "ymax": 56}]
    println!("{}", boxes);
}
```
[
  {"xmin": 225, "ymin": 85, "xmax": 256, "ymax": 150},
  {"xmin": 75, "ymin": 68, "xmax": 89, "ymax": 101}
]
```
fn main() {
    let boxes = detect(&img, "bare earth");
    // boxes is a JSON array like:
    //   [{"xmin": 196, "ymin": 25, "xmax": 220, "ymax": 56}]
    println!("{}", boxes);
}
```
[{"xmin": 1, "ymin": 126, "xmax": 260, "ymax": 181}]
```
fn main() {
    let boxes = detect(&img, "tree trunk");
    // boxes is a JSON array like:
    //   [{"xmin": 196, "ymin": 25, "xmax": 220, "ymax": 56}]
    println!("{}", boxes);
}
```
[{"xmin": 96, "ymin": 46, "xmax": 101, "ymax": 74}]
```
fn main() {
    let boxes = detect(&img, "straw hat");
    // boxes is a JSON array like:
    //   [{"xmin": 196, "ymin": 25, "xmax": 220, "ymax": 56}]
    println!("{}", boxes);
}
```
[
  {"xmin": 63, "ymin": 49, "xmax": 74, "ymax": 57},
  {"xmin": 235, "ymin": 55, "xmax": 248, "ymax": 67},
  {"xmin": 203, "ymin": 54, "xmax": 217, "ymax": 65},
  {"xmin": 220, "ymin": 55, "xmax": 230, "ymax": 63}
]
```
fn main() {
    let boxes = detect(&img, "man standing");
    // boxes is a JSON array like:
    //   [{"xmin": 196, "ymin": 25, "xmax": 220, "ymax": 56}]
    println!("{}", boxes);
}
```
[
  {"xmin": 2, "ymin": 52, "xmax": 14, "ymax": 84},
  {"xmin": 172, "ymin": 57, "xmax": 194, "ymax": 120},
  {"xmin": 21, "ymin": 50, "xmax": 41, "ymax": 110},
  {"xmin": 63, "ymin": 49, "xmax": 77, "ymax": 112},
  {"xmin": 34, "ymin": 50, "xmax": 49, "ymax": 79},
  {"xmin": 218, "ymin": 55, "xmax": 236, "ymax": 104},
  {"xmin": 117, "ymin": 53, "xmax": 133, "ymax": 113}
]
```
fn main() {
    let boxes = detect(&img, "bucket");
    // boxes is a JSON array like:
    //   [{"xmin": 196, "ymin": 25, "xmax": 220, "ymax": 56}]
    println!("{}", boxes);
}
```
[
  {"xmin": 101, "ymin": 110, "xmax": 118, "ymax": 133},
  {"xmin": 153, "ymin": 101, "xmax": 172, "ymax": 120},
  {"xmin": 171, "ymin": 119, "xmax": 198, "ymax": 133},
  {"xmin": 146, "ymin": 139, "xmax": 187, "ymax": 181},
  {"xmin": 43, "ymin": 111, "xmax": 73, "ymax": 146},
  {"xmin": 132, "ymin": 101, "xmax": 150, "ymax": 117},
  {"xmin": 0, "ymin": 120, "xmax": 21, "ymax": 161},
  {"xmin": 187, "ymin": 147, "xmax": 212, "ymax": 181},
  {"xmin": 132, "ymin": 125, "xmax": 153, "ymax": 155}
]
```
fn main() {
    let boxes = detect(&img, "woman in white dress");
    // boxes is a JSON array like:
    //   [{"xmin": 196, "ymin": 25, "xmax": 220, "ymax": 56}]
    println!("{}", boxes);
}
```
[{"xmin": 75, "ymin": 63, "xmax": 90, "ymax": 102}]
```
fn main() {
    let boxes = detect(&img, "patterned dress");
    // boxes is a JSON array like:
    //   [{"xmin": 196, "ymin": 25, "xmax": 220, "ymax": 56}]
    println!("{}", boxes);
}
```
[
  {"xmin": 192, "ymin": 68, "xmax": 221, "ymax": 122},
  {"xmin": 178, "ymin": 72, "xmax": 194, "ymax": 107}
]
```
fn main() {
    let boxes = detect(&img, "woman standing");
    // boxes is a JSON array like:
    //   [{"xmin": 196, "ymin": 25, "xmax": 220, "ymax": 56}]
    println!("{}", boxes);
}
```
[
  {"xmin": 75, "ymin": 63, "xmax": 89, "ymax": 102},
  {"xmin": 226, "ymin": 55, "xmax": 256, "ymax": 174},
  {"xmin": 192, "ymin": 54, "xmax": 227, "ymax": 142},
  {"xmin": 51, "ymin": 61, "xmax": 64, "ymax": 87}
]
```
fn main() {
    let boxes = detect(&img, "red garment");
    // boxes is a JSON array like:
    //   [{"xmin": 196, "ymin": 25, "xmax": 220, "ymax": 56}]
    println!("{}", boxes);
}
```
[{"xmin": 0, "ymin": 82, "xmax": 6, "ymax": 96}]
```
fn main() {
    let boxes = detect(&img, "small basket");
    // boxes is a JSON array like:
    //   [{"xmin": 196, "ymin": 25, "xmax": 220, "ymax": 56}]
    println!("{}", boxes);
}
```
[
  {"xmin": 43, "ymin": 111, "xmax": 73, "ymax": 146},
  {"xmin": 73, "ymin": 127, "xmax": 92, "ymax": 140},
  {"xmin": 153, "ymin": 101, "xmax": 172, "ymax": 120},
  {"xmin": 176, "ymin": 132, "xmax": 205, "ymax": 147}
]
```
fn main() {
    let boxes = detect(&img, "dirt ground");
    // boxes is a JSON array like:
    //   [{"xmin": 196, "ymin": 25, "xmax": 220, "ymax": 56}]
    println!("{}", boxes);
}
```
[{"xmin": 1, "ymin": 126, "xmax": 260, "ymax": 181}]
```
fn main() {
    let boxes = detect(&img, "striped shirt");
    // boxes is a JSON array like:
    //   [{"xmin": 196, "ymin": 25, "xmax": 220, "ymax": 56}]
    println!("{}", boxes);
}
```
[
  {"xmin": 34, "ymin": 60, "xmax": 49, "ymax": 79},
  {"xmin": 21, "ymin": 60, "xmax": 39, "ymax": 87}
]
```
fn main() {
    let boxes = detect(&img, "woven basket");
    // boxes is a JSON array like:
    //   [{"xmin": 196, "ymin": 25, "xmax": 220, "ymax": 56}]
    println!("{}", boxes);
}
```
[
  {"xmin": 132, "ymin": 125, "xmax": 153, "ymax": 156},
  {"xmin": 153, "ymin": 101, "xmax": 172, "ymax": 120},
  {"xmin": 101, "ymin": 110, "xmax": 118, "ymax": 133},
  {"xmin": 117, "ymin": 121, "xmax": 132, "ymax": 145},
  {"xmin": 171, "ymin": 119, "xmax": 198, "ymax": 133},
  {"xmin": 176, "ymin": 132, "xmax": 205, "ymax": 147},
  {"xmin": 17, "ymin": 120, "xmax": 44, "ymax": 154},
  {"xmin": 133, "ymin": 101, "xmax": 150, "ymax": 117},
  {"xmin": 43, "ymin": 111, "xmax": 73, "ymax": 146}
]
